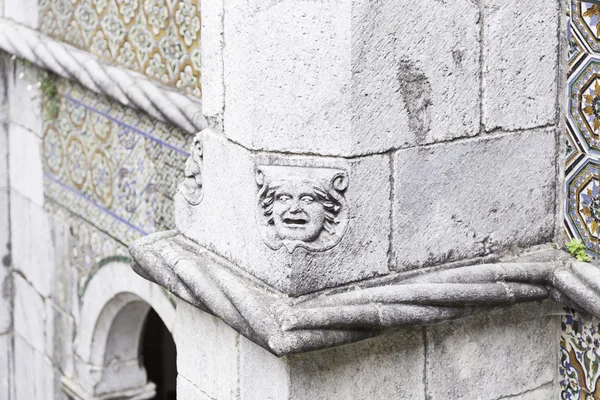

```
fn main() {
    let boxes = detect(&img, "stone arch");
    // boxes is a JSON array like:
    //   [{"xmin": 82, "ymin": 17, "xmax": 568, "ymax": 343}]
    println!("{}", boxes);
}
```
[{"xmin": 61, "ymin": 261, "xmax": 176, "ymax": 400}]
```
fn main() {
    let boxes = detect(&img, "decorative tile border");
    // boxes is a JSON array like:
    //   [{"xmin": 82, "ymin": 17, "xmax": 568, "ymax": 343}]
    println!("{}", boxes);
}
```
[
  {"xmin": 39, "ymin": 0, "xmax": 202, "ymax": 97},
  {"xmin": 42, "ymin": 77, "xmax": 191, "ymax": 246},
  {"xmin": 563, "ymin": 2, "xmax": 600, "ymax": 396},
  {"xmin": 561, "ymin": 309, "xmax": 600, "ymax": 399}
]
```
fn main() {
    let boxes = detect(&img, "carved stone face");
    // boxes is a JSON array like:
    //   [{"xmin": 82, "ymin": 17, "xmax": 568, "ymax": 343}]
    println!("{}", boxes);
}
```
[
  {"xmin": 272, "ymin": 181, "xmax": 326, "ymax": 242},
  {"xmin": 256, "ymin": 165, "xmax": 350, "ymax": 252}
]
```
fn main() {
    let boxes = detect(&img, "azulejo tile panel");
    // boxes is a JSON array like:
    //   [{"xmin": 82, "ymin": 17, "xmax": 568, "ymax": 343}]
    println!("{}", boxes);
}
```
[
  {"xmin": 564, "ymin": 2, "xmax": 600, "ymax": 398},
  {"xmin": 42, "ymin": 77, "xmax": 191, "ymax": 247},
  {"xmin": 561, "ymin": 309, "xmax": 600, "ymax": 399},
  {"xmin": 39, "ymin": 0, "xmax": 202, "ymax": 97}
]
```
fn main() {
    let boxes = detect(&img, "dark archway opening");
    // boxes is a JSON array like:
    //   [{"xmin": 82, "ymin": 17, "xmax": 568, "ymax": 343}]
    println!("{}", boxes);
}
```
[{"xmin": 141, "ymin": 308, "xmax": 177, "ymax": 400}]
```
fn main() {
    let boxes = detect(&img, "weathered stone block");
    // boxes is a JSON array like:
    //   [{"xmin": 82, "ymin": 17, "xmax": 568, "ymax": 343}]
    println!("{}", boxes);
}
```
[
  {"xmin": 200, "ymin": 0, "xmax": 224, "ymax": 123},
  {"xmin": 176, "ymin": 130, "xmax": 390, "ymax": 294},
  {"xmin": 425, "ymin": 302, "xmax": 560, "ymax": 400},
  {"xmin": 288, "ymin": 328, "xmax": 425, "ymax": 400},
  {"xmin": 9, "ymin": 123, "xmax": 43, "ymax": 206},
  {"xmin": 14, "ymin": 334, "xmax": 57, "ymax": 400},
  {"xmin": 222, "ymin": 0, "xmax": 479, "ymax": 156},
  {"xmin": 0, "ymin": 189, "xmax": 9, "ymax": 334},
  {"xmin": 4, "ymin": 0, "xmax": 39, "ymax": 29},
  {"xmin": 0, "ymin": 333, "xmax": 13, "ymax": 400},
  {"xmin": 392, "ymin": 129, "xmax": 556, "ymax": 269},
  {"xmin": 0, "ymin": 123, "xmax": 8, "ymax": 190},
  {"xmin": 48, "ymin": 210, "xmax": 75, "ymax": 315},
  {"xmin": 45, "ymin": 300, "xmax": 74, "ymax": 377},
  {"xmin": 177, "ymin": 375, "xmax": 214, "ymax": 400},
  {"xmin": 173, "ymin": 300, "xmax": 239, "ymax": 400},
  {"xmin": 497, "ymin": 383, "xmax": 556, "ymax": 400},
  {"xmin": 223, "ymin": 0, "xmax": 352, "ymax": 155},
  {"xmin": 483, "ymin": 0, "xmax": 558, "ymax": 131},
  {"xmin": 239, "ymin": 335, "xmax": 290, "ymax": 399},
  {"xmin": 10, "ymin": 191, "xmax": 53, "ymax": 297},
  {"xmin": 351, "ymin": 0, "xmax": 480, "ymax": 152},
  {"xmin": 8, "ymin": 62, "xmax": 42, "ymax": 137},
  {"xmin": 0, "ymin": 198, "xmax": 10, "ymax": 335},
  {"xmin": 14, "ymin": 273, "xmax": 45, "ymax": 353}
]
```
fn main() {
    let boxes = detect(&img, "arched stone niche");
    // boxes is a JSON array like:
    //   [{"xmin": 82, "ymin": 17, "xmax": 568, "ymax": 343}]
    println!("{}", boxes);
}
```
[{"xmin": 61, "ymin": 262, "xmax": 176, "ymax": 400}]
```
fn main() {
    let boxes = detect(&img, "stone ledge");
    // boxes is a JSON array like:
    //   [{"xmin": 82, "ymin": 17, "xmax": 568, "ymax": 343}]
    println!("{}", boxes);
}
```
[{"xmin": 129, "ymin": 231, "xmax": 600, "ymax": 356}]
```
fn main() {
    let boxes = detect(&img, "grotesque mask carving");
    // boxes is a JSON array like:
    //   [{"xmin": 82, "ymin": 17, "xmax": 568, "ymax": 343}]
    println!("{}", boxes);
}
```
[
  {"xmin": 256, "ymin": 166, "xmax": 349, "ymax": 252},
  {"xmin": 179, "ymin": 133, "xmax": 203, "ymax": 205}
]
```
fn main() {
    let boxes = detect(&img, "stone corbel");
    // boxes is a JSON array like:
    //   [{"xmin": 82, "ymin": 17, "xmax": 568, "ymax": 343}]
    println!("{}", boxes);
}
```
[{"xmin": 130, "ymin": 231, "xmax": 600, "ymax": 356}]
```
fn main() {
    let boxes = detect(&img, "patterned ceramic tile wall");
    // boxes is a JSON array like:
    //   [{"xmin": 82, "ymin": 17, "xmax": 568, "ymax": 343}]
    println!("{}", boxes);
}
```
[
  {"xmin": 561, "ymin": 309, "xmax": 600, "ymax": 399},
  {"xmin": 564, "ymin": 1, "xmax": 600, "ymax": 398},
  {"xmin": 42, "ymin": 77, "xmax": 191, "ymax": 247},
  {"xmin": 39, "ymin": 0, "xmax": 202, "ymax": 97}
]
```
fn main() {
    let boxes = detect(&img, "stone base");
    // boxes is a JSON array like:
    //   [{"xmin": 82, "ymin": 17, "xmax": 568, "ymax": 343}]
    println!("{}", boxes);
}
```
[{"xmin": 174, "ymin": 299, "xmax": 561, "ymax": 400}]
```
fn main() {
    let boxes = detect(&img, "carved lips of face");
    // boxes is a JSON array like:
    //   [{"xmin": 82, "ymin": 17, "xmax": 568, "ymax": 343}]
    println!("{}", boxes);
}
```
[{"xmin": 272, "ymin": 181, "xmax": 327, "ymax": 242}]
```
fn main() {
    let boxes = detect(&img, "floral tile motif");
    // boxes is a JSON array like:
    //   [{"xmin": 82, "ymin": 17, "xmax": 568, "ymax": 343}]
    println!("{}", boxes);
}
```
[
  {"xmin": 567, "ymin": 57, "xmax": 600, "ymax": 154},
  {"xmin": 561, "ymin": 309, "xmax": 600, "ymax": 399},
  {"xmin": 42, "ymin": 78, "xmax": 191, "ymax": 246},
  {"xmin": 564, "ymin": 6, "xmax": 600, "ymax": 399},
  {"xmin": 39, "ymin": 0, "xmax": 202, "ymax": 97},
  {"xmin": 572, "ymin": 0, "xmax": 600, "ymax": 54}
]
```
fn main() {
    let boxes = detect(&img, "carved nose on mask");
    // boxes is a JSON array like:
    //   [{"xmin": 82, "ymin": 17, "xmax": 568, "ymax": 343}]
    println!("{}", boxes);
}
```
[{"xmin": 289, "ymin": 202, "xmax": 301, "ymax": 213}]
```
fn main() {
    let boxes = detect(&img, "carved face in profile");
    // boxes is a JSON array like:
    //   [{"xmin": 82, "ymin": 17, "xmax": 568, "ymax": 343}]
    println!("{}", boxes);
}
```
[
  {"xmin": 256, "ymin": 166, "xmax": 350, "ymax": 252},
  {"xmin": 272, "ymin": 181, "xmax": 327, "ymax": 242}
]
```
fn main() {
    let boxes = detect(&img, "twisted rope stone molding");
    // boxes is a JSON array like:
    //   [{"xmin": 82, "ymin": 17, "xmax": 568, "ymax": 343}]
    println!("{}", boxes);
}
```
[
  {"xmin": 129, "ymin": 231, "xmax": 600, "ymax": 356},
  {"xmin": 0, "ymin": 19, "xmax": 207, "ymax": 134}
]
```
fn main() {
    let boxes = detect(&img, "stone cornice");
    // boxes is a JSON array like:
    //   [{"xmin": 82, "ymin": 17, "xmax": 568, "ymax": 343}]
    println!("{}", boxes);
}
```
[
  {"xmin": 0, "ymin": 18, "xmax": 206, "ymax": 134},
  {"xmin": 130, "ymin": 231, "xmax": 600, "ymax": 356}
]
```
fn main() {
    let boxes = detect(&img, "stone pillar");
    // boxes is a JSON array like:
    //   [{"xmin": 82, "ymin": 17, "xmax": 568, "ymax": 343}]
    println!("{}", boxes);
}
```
[
  {"xmin": 183, "ymin": 0, "xmax": 559, "ymax": 295},
  {"xmin": 0, "ymin": 51, "xmax": 12, "ymax": 400},
  {"xmin": 174, "ymin": 300, "xmax": 561, "ymax": 400},
  {"xmin": 130, "ymin": 0, "xmax": 569, "ymax": 398}
]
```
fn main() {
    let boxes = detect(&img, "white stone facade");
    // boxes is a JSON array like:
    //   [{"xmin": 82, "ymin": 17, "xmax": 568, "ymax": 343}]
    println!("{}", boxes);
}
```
[{"xmin": 0, "ymin": 0, "xmax": 585, "ymax": 399}]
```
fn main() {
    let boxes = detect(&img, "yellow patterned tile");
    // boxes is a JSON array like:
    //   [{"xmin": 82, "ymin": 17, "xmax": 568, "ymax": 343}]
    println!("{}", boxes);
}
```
[{"xmin": 39, "ymin": 0, "xmax": 203, "ymax": 97}]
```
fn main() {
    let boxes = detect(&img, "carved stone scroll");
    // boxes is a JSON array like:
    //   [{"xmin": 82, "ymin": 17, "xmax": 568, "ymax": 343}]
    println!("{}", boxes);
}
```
[{"xmin": 255, "ymin": 165, "xmax": 349, "ymax": 252}]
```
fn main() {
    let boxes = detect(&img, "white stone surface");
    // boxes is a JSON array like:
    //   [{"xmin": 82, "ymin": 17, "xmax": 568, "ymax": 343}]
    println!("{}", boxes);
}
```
[
  {"xmin": 288, "ymin": 328, "xmax": 425, "ymax": 400},
  {"xmin": 0, "ymin": 119, "xmax": 8, "ymax": 190},
  {"xmin": 10, "ymin": 191, "xmax": 53, "ymax": 297},
  {"xmin": 200, "ymin": 0, "xmax": 224, "ymax": 123},
  {"xmin": 351, "ymin": 0, "xmax": 480, "ymax": 152},
  {"xmin": 392, "ymin": 129, "xmax": 556, "ymax": 269},
  {"xmin": 13, "ymin": 273, "xmax": 45, "ymax": 353},
  {"xmin": 222, "ymin": 0, "xmax": 479, "ymax": 156},
  {"xmin": 0, "ymin": 190, "xmax": 9, "ymax": 334},
  {"xmin": 45, "ymin": 300, "xmax": 74, "ymax": 378},
  {"xmin": 14, "ymin": 334, "xmax": 56, "ymax": 400},
  {"xmin": 8, "ymin": 123, "xmax": 44, "ymax": 206},
  {"xmin": 176, "ymin": 130, "xmax": 391, "ymax": 294},
  {"xmin": 173, "ymin": 300, "xmax": 239, "ymax": 400},
  {"xmin": 4, "ymin": 0, "xmax": 39, "ymax": 29},
  {"xmin": 223, "ymin": 0, "xmax": 353, "ymax": 155},
  {"xmin": 239, "ymin": 335, "xmax": 290, "ymax": 399},
  {"xmin": 8, "ymin": 61, "xmax": 42, "ymax": 136},
  {"xmin": 482, "ymin": 0, "xmax": 558, "ymax": 131},
  {"xmin": 48, "ymin": 211, "xmax": 76, "ymax": 317},
  {"xmin": 177, "ymin": 375, "xmax": 214, "ymax": 400},
  {"xmin": 425, "ymin": 302, "xmax": 560, "ymax": 400},
  {"xmin": 498, "ymin": 383, "xmax": 557, "ymax": 400},
  {"xmin": 0, "ymin": 333, "xmax": 13, "ymax": 400}
]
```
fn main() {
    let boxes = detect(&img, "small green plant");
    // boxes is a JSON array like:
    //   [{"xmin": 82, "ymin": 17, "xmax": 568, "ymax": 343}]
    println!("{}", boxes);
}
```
[
  {"xmin": 39, "ymin": 75, "xmax": 59, "ymax": 120},
  {"xmin": 566, "ymin": 239, "xmax": 591, "ymax": 262}
]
